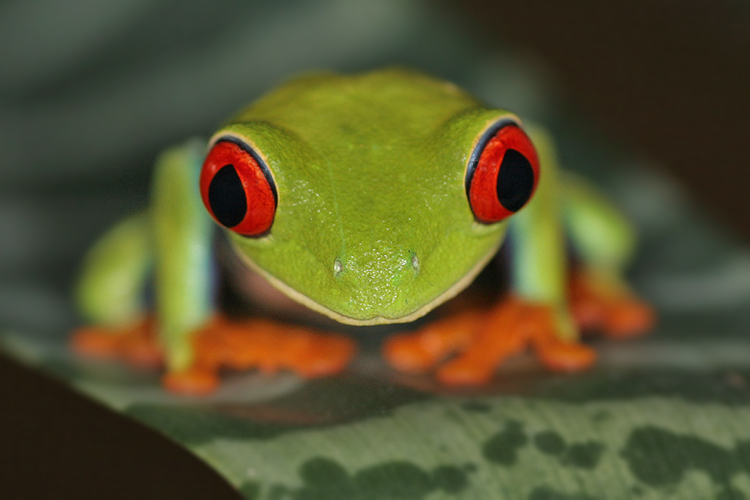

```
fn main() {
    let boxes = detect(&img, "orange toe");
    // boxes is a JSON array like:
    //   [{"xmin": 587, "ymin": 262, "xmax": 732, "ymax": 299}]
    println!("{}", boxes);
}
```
[
  {"xmin": 163, "ymin": 368, "xmax": 219, "ymax": 396},
  {"xmin": 602, "ymin": 299, "xmax": 655, "ymax": 338},
  {"xmin": 390, "ymin": 295, "xmax": 596, "ymax": 387},
  {"xmin": 435, "ymin": 299, "xmax": 530, "ymax": 386},
  {"xmin": 71, "ymin": 327, "xmax": 123, "ymax": 358},
  {"xmin": 570, "ymin": 270, "xmax": 655, "ymax": 338},
  {"xmin": 384, "ymin": 311, "xmax": 480, "ymax": 374},
  {"xmin": 437, "ymin": 355, "xmax": 497, "ymax": 386},
  {"xmin": 534, "ymin": 337, "xmax": 597, "ymax": 372},
  {"xmin": 190, "ymin": 317, "xmax": 356, "ymax": 384},
  {"xmin": 72, "ymin": 315, "xmax": 357, "ymax": 394},
  {"xmin": 71, "ymin": 318, "xmax": 161, "ymax": 368},
  {"xmin": 284, "ymin": 327, "xmax": 356, "ymax": 377}
]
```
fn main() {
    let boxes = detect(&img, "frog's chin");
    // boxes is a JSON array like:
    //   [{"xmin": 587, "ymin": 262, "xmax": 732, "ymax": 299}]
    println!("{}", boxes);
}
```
[
  {"xmin": 255, "ymin": 267, "xmax": 475, "ymax": 326},
  {"xmin": 233, "ymin": 246, "xmax": 499, "ymax": 326}
]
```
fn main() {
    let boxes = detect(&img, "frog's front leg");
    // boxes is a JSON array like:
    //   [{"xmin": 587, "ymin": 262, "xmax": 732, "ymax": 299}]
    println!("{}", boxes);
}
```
[
  {"xmin": 563, "ymin": 174, "xmax": 654, "ymax": 337},
  {"xmin": 458, "ymin": 126, "xmax": 603, "ymax": 379},
  {"xmin": 151, "ymin": 142, "xmax": 354, "ymax": 393},
  {"xmin": 72, "ymin": 211, "xmax": 161, "ymax": 367}
]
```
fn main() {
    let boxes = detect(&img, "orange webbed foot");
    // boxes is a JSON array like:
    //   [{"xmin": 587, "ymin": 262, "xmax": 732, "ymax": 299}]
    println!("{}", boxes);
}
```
[
  {"xmin": 71, "ymin": 317, "xmax": 162, "ymax": 369},
  {"xmin": 570, "ymin": 270, "xmax": 655, "ymax": 339},
  {"xmin": 165, "ymin": 316, "xmax": 356, "ymax": 395},
  {"xmin": 384, "ymin": 310, "xmax": 481, "ymax": 374},
  {"xmin": 383, "ymin": 296, "xmax": 596, "ymax": 387},
  {"xmin": 72, "ymin": 315, "xmax": 357, "ymax": 395}
]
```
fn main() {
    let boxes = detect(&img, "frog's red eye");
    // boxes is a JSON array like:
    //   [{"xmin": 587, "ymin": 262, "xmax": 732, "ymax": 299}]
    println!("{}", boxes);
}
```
[
  {"xmin": 200, "ymin": 139, "xmax": 277, "ymax": 236},
  {"xmin": 466, "ymin": 122, "xmax": 540, "ymax": 224}
]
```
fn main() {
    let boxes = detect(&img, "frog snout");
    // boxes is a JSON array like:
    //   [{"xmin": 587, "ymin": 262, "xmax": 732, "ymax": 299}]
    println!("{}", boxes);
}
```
[
  {"xmin": 332, "ymin": 243, "xmax": 419, "ymax": 295},
  {"xmin": 332, "ymin": 253, "xmax": 420, "ymax": 276},
  {"xmin": 332, "ymin": 246, "xmax": 420, "ymax": 280}
]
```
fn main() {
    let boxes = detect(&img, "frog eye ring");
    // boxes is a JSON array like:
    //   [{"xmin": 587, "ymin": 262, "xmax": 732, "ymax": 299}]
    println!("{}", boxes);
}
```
[
  {"xmin": 200, "ymin": 138, "xmax": 277, "ymax": 236},
  {"xmin": 465, "ymin": 121, "xmax": 540, "ymax": 224}
]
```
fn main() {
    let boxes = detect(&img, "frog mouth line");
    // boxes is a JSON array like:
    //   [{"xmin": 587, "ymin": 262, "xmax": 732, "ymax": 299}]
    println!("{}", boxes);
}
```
[{"xmin": 232, "ymin": 242, "xmax": 502, "ymax": 326}]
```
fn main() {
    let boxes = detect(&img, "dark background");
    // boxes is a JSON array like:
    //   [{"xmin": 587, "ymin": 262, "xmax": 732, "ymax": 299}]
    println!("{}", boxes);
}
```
[{"xmin": 1, "ymin": 1, "xmax": 749, "ymax": 498}]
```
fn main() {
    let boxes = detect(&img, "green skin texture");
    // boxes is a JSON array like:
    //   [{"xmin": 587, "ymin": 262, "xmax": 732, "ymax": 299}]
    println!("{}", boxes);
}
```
[{"xmin": 76, "ymin": 68, "xmax": 635, "ymax": 372}]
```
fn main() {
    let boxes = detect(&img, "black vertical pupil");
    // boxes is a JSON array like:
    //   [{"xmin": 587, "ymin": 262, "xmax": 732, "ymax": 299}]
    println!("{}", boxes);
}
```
[
  {"xmin": 496, "ymin": 149, "xmax": 535, "ymax": 212},
  {"xmin": 208, "ymin": 164, "xmax": 247, "ymax": 227}
]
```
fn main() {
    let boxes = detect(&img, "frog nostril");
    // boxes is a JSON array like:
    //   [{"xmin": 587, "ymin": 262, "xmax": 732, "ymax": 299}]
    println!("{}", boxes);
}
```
[
  {"xmin": 410, "ymin": 253, "xmax": 420, "ymax": 273},
  {"xmin": 333, "ymin": 257, "xmax": 344, "ymax": 276}
]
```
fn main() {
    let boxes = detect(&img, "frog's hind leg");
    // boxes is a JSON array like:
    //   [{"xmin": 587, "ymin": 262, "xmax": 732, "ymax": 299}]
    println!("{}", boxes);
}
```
[
  {"xmin": 563, "ymin": 174, "xmax": 655, "ymax": 337},
  {"xmin": 72, "ymin": 141, "xmax": 216, "ymax": 377},
  {"xmin": 75, "ymin": 212, "xmax": 151, "ymax": 328},
  {"xmin": 71, "ymin": 212, "xmax": 162, "ymax": 367}
]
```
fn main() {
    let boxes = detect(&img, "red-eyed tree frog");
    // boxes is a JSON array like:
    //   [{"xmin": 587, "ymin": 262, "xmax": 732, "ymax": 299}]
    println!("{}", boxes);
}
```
[{"xmin": 72, "ymin": 68, "xmax": 653, "ymax": 394}]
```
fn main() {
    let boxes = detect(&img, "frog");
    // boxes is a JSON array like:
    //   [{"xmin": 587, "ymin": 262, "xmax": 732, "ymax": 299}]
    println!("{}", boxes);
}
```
[{"xmin": 72, "ymin": 68, "xmax": 653, "ymax": 394}]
